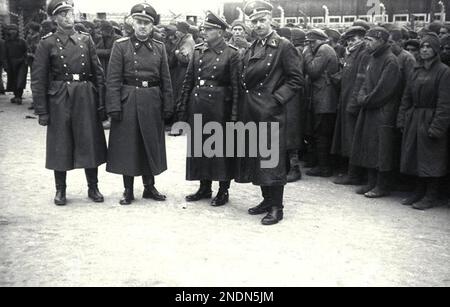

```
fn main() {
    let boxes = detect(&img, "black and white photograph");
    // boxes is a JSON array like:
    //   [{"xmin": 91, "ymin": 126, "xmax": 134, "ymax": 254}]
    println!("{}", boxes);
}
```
[{"xmin": 0, "ymin": 0, "xmax": 449, "ymax": 289}]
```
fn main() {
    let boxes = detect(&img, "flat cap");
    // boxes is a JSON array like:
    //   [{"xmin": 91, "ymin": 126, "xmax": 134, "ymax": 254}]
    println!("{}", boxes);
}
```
[
  {"xmin": 306, "ymin": 29, "xmax": 328, "ymax": 41},
  {"xmin": 324, "ymin": 28, "xmax": 341, "ymax": 41},
  {"xmin": 291, "ymin": 28, "xmax": 306, "ymax": 46},
  {"xmin": 366, "ymin": 26, "xmax": 390, "ymax": 41},
  {"xmin": 47, "ymin": 0, "xmax": 74, "ymax": 16},
  {"xmin": 176, "ymin": 21, "xmax": 190, "ymax": 34},
  {"xmin": 341, "ymin": 26, "xmax": 366, "ymax": 41},
  {"xmin": 244, "ymin": 0, "xmax": 273, "ymax": 20},
  {"xmin": 404, "ymin": 39, "xmax": 420, "ymax": 49},
  {"xmin": 276, "ymin": 27, "xmax": 292, "ymax": 40},
  {"xmin": 203, "ymin": 11, "xmax": 229, "ymax": 30},
  {"xmin": 130, "ymin": 3, "xmax": 157, "ymax": 23},
  {"xmin": 353, "ymin": 19, "xmax": 371, "ymax": 31}
]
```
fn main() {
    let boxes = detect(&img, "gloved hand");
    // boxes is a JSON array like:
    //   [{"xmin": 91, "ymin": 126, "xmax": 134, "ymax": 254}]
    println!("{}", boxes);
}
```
[
  {"xmin": 98, "ymin": 107, "xmax": 108, "ymax": 122},
  {"xmin": 109, "ymin": 111, "xmax": 122, "ymax": 122},
  {"xmin": 38, "ymin": 114, "xmax": 50, "ymax": 126}
]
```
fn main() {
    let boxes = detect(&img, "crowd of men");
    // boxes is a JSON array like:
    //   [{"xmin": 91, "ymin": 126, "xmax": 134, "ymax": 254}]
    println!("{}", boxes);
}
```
[{"xmin": 1, "ymin": 0, "xmax": 450, "ymax": 226}]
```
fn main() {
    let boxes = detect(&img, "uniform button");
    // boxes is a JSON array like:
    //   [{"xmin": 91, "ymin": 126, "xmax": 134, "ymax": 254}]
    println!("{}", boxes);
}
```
[
  {"xmin": 67, "ymin": 82, "xmax": 70, "ymax": 85},
  {"xmin": 80, "ymin": 45, "xmax": 83, "ymax": 48},
  {"xmin": 208, "ymin": 94, "xmax": 212, "ymax": 97},
  {"xmin": 78, "ymin": 37, "xmax": 81, "ymax": 40},
  {"xmin": 211, "ymin": 76, "xmax": 215, "ymax": 79},
  {"xmin": 65, "ymin": 73, "xmax": 69, "ymax": 76},
  {"xmin": 134, "ymin": 52, "xmax": 136, "ymax": 55},
  {"xmin": 60, "ymin": 56, "xmax": 64, "ymax": 59},
  {"xmin": 59, "ymin": 47, "xmax": 63, "ymax": 50},
  {"xmin": 199, "ymin": 60, "xmax": 202, "ymax": 63},
  {"xmin": 136, "ymin": 87, "xmax": 139, "ymax": 89},
  {"xmin": 63, "ymin": 64, "xmax": 67, "ymax": 67},
  {"xmin": 216, "ymin": 59, "xmax": 220, "ymax": 61},
  {"xmin": 269, "ymin": 54, "xmax": 273, "ymax": 57},
  {"xmin": 258, "ymin": 93, "xmax": 261, "ymax": 96},
  {"xmin": 267, "ymin": 63, "xmax": 271, "ymax": 66},
  {"xmin": 246, "ymin": 90, "xmax": 249, "ymax": 93},
  {"xmin": 198, "ymin": 68, "xmax": 201, "ymax": 72},
  {"xmin": 260, "ymin": 83, "xmax": 263, "ymax": 86},
  {"xmin": 81, "ymin": 54, "xmax": 85, "ymax": 57},
  {"xmin": 210, "ymin": 85, "xmax": 213, "ymax": 88},
  {"xmin": 213, "ymin": 66, "xmax": 216, "ymax": 70},
  {"xmin": 82, "ymin": 63, "xmax": 85, "ymax": 66},
  {"xmin": 195, "ymin": 93, "xmax": 198, "ymax": 97}
]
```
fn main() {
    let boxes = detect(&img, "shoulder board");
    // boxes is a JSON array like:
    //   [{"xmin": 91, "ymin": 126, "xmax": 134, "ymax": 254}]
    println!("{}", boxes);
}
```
[
  {"xmin": 41, "ymin": 32, "xmax": 53, "ymax": 39},
  {"xmin": 227, "ymin": 44, "xmax": 239, "ymax": 51},
  {"xmin": 152, "ymin": 38, "xmax": 163, "ymax": 45},
  {"xmin": 195, "ymin": 43, "xmax": 205, "ymax": 49},
  {"xmin": 116, "ymin": 37, "xmax": 130, "ymax": 43}
]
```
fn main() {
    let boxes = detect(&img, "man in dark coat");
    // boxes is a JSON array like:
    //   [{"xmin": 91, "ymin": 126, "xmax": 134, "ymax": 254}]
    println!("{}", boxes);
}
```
[
  {"xmin": 106, "ymin": 3, "xmax": 173, "ymax": 205},
  {"xmin": 397, "ymin": 33, "xmax": 450, "ymax": 210},
  {"xmin": 332, "ymin": 26, "xmax": 370, "ymax": 186},
  {"xmin": 5, "ymin": 24, "xmax": 28, "ymax": 105},
  {"xmin": 286, "ymin": 27, "xmax": 307, "ymax": 183},
  {"xmin": 236, "ymin": 0, "xmax": 304, "ymax": 225},
  {"xmin": 0, "ymin": 36, "xmax": 5, "ymax": 94},
  {"xmin": 441, "ymin": 35, "xmax": 450, "ymax": 67},
  {"xmin": 350, "ymin": 27, "xmax": 400, "ymax": 198},
  {"xmin": 26, "ymin": 22, "xmax": 41, "ymax": 110},
  {"xmin": 177, "ymin": 11, "xmax": 239, "ymax": 207},
  {"xmin": 31, "ymin": 0, "xmax": 108, "ymax": 206},
  {"xmin": 303, "ymin": 29, "xmax": 339, "ymax": 178}
]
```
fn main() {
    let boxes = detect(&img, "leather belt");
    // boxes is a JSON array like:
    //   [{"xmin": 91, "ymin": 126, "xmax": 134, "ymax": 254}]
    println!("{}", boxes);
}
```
[
  {"xmin": 196, "ymin": 80, "xmax": 229, "ymax": 87},
  {"xmin": 53, "ymin": 74, "xmax": 90, "ymax": 82},
  {"xmin": 124, "ymin": 79, "xmax": 160, "ymax": 88}
]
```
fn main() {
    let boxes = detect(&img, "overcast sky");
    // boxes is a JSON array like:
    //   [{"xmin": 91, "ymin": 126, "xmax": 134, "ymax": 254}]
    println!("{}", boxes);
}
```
[{"xmin": 73, "ymin": 0, "xmax": 226, "ymax": 14}]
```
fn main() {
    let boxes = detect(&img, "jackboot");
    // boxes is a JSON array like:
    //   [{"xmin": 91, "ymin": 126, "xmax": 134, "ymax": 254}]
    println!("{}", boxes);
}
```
[
  {"xmin": 54, "ymin": 171, "xmax": 67, "ymax": 206},
  {"xmin": 356, "ymin": 168, "xmax": 377, "ymax": 195},
  {"xmin": 261, "ymin": 206, "xmax": 284, "ymax": 225},
  {"xmin": 401, "ymin": 179, "xmax": 426, "ymax": 206},
  {"xmin": 211, "ymin": 181, "xmax": 230, "ymax": 207},
  {"xmin": 120, "ymin": 176, "xmax": 135, "ymax": 205},
  {"xmin": 260, "ymin": 186, "xmax": 284, "ymax": 225},
  {"xmin": 85, "ymin": 168, "xmax": 104, "ymax": 203},
  {"xmin": 186, "ymin": 180, "xmax": 212, "ymax": 202},
  {"xmin": 248, "ymin": 186, "xmax": 271, "ymax": 215},
  {"xmin": 142, "ymin": 175, "xmax": 166, "ymax": 201},
  {"xmin": 365, "ymin": 171, "xmax": 391, "ymax": 198}
]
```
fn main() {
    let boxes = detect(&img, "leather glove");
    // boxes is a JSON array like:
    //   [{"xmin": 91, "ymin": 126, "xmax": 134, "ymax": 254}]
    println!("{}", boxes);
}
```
[
  {"xmin": 38, "ymin": 114, "xmax": 50, "ymax": 126},
  {"xmin": 109, "ymin": 111, "xmax": 122, "ymax": 122},
  {"xmin": 98, "ymin": 107, "xmax": 108, "ymax": 122}
]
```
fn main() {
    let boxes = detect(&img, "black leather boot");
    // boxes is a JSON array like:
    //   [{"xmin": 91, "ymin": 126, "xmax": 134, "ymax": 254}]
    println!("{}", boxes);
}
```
[
  {"xmin": 261, "ymin": 207, "xmax": 284, "ymax": 225},
  {"xmin": 54, "ymin": 171, "xmax": 67, "ymax": 206},
  {"xmin": 356, "ymin": 168, "xmax": 377, "ymax": 195},
  {"xmin": 248, "ymin": 186, "xmax": 271, "ymax": 215},
  {"xmin": 85, "ymin": 168, "xmax": 104, "ymax": 203},
  {"xmin": 186, "ymin": 181, "xmax": 212, "ymax": 202},
  {"xmin": 120, "ymin": 176, "xmax": 135, "ymax": 205},
  {"xmin": 401, "ymin": 179, "xmax": 426, "ymax": 206},
  {"xmin": 142, "ymin": 175, "xmax": 166, "ymax": 201},
  {"xmin": 365, "ymin": 171, "xmax": 391, "ymax": 198}
]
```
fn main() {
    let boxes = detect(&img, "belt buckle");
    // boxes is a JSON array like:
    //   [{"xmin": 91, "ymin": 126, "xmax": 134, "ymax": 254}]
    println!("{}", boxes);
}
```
[
  {"xmin": 199, "ymin": 80, "xmax": 205, "ymax": 86},
  {"xmin": 73, "ymin": 74, "xmax": 80, "ymax": 81},
  {"xmin": 142, "ymin": 81, "xmax": 148, "ymax": 88}
]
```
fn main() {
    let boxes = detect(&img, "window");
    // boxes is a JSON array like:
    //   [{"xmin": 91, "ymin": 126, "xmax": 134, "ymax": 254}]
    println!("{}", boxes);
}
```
[
  {"xmin": 343, "ymin": 16, "xmax": 356, "ymax": 23},
  {"xmin": 298, "ymin": 17, "xmax": 310, "ymax": 24},
  {"xmin": 312, "ymin": 17, "xmax": 324, "ymax": 24},
  {"xmin": 412, "ymin": 14, "xmax": 427, "ymax": 22},
  {"xmin": 285, "ymin": 17, "xmax": 297, "ymax": 24},
  {"xmin": 393, "ymin": 14, "xmax": 408, "ymax": 22},
  {"xmin": 433, "ymin": 13, "xmax": 443, "ymax": 21},
  {"xmin": 329, "ymin": 16, "xmax": 341, "ymax": 23},
  {"xmin": 374, "ymin": 15, "xmax": 389, "ymax": 23},
  {"xmin": 358, "ymin": 15, "xmax": 371, "ymax": 22}
]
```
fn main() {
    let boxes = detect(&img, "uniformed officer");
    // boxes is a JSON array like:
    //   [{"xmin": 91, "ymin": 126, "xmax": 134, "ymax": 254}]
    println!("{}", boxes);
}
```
[
  {"xmin": 235, "ymin": 0, "xmax": 304, "ymax": 225},
  {"xmin": 31, "ymin": 0, "xmax": 108, "ymax": 206},
  {"xmin": 105, "ymin": 3, "xmax": 173, "ymax": 205},
  {"xmin": 177, "ymin": 11, "xmax": 239, "ymax": 207}
]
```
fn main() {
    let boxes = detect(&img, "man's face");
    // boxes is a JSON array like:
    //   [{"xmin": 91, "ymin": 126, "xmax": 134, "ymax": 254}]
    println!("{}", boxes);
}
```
[
  {"xmin": 405, "ymin": 45, "xmax": 419, "ymax": 60},
  {"xmin": 203, "ymin": 28, "xmax": 222, "ymax": 43},
  {"xmin": 365, "ymin": 36, "xmax": 383, "ymax": 52},
  {"xmin": 250, "ymin": 14, "xmax": 272, "ymax": 38},
  {"xmin": 232, "ymin": 25, "xmax": 245, "ymax": 37},
  {"xmin": 420, "ymin": 42, "xmax": 436, "ymax": 60},
  {"xmin": 132, "ymin": 18, "xmax": 153, "ymax": 38},
  {"xmin": 389, "ymin": 35, "xmax": 403, "ymax": 54},
  {"xmin": 439, "ymin": 27, "xmax": 449, "ymax": 38},
  {"xmin": 347, "ymin": 35, "xmax": 363, "ymax": 49},
  {"xmin": 306, "ymin": 39, "xmax": 322, "ymax": 51},
  {"xmin": 54, "ymin": 9, "xmax": 75, "ymax": 30}
]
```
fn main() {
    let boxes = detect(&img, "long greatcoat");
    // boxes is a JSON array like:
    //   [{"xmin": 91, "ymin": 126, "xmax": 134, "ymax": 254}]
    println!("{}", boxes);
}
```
[
  {"xmin": 397, "ymin": 57, "xmax": 450, "ymax": 177},
  {"xmin": 106, "ymin": 36, "xmax": 173, "ymax": 177},
  {"xmin": 31, "ymin": 30, "xmax": 107, "ymax": 171},
  {"xmin": 331, "ymin": 42, "xmax": 370, "ymax": 157},
  {"xmin": 235, "ymin": 32, "xmax": 304, "ymax": 186},
  {"xmin": 350, "ymin": 44, "xmax": 400, "ymax": 171},
  {"xmin": 178, "ymin": 39, "xmax": 240, "ymax": 181},
  {"xmin": 5, "ymin": 37, "xmax": 28, "ymax": 92},
  {"xmin": 170, "ymin": 33, "xmax": 195, "ymax": 103}
]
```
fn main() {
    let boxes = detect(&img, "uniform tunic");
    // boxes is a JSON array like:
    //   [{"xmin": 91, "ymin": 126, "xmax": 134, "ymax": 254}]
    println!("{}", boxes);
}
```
[
  {"xmin": 178, "ymin": 39, "xmax": 240, "ymax": 181},
  {"xmin": 106, "ymin": 36, "xmax": 173, "ymax": 177},
  {"xmin": 31, "ymin": 30, "xmax": 107, "ymax": 171}
]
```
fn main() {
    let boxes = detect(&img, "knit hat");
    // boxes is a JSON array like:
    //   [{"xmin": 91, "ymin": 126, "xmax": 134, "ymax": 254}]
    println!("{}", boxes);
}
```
[{"xmin": 420, "ymin": 32, "xmax": 441, "ymax": 55}]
